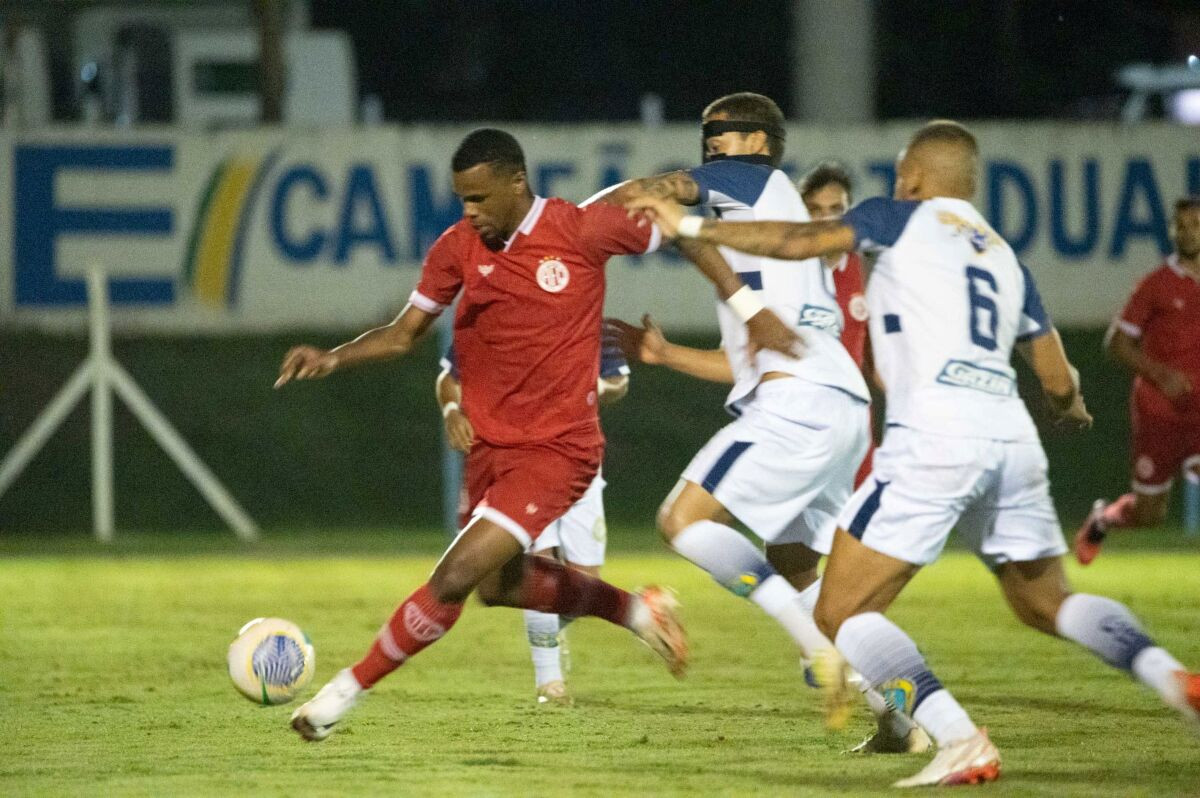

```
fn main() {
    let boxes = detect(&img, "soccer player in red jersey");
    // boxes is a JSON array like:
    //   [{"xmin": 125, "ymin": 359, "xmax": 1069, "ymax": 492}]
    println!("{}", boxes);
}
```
[
  {"xmin": 275, "ymin": 129, "xmax": 692, "ymax": 741},
  {"xmin": 799, "ymin": 162, "xmax": 876, "ymax": 489},
  {"xmin": 1076, "ymin": 197, "xmax": 1200, "ymax": 564}
]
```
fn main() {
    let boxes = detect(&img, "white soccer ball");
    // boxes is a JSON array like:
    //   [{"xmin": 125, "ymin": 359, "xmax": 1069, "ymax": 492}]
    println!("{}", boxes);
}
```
[{"xmin": 227, "ymin": 617, "xmax": 315, "ymax": 705}]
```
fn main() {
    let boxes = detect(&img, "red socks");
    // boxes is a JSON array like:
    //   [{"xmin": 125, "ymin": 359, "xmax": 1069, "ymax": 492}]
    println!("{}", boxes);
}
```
[
  {"xmin": 518, "ymin": 555, "xmax": 632, "ymax": 627},
  {"xmin": 1102, "ymin": 493, "xmax": 1137, "ymax": 529},
  {"xmin": 351, "ymin": 583, "xmax": 464, "ymax": 689}
]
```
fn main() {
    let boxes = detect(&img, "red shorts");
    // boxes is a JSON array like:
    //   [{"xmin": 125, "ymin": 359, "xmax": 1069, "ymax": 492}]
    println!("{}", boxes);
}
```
[
  {"xmin": 1130, "ymin": 406, "xmax": 1200, "ymax": 493},
  {"xmin": 462, "ymin": 436, "xmax": 602, "ymax": 548}
]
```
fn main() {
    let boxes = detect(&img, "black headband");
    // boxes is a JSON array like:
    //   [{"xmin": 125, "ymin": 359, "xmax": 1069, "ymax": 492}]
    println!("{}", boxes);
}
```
[{"xmin": 702, "ymin": 119, "xmax": 787, "ymax": 141}]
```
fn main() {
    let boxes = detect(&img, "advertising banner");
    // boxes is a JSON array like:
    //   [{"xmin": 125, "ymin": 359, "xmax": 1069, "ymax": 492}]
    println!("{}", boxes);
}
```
[{"xmin": 2, "ymin": 122, "xmax": 1197, "ymax": 331}]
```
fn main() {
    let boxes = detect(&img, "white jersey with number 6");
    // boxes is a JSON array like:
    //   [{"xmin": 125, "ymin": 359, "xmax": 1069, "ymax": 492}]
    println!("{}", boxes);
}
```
[{"xmin": 844, "ymin": 196, "xmax": 1050, "ymax": 443}]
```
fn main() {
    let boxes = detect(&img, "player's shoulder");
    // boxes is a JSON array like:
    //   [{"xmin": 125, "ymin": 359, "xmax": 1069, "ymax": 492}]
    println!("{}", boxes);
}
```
[
  {"xmin": 1135, "ymin": 262, "xmax": 1178, "ymax": 293},
  {"xmin": 689, "ymin": 157, "xmax": 782, "ymax": 207}
]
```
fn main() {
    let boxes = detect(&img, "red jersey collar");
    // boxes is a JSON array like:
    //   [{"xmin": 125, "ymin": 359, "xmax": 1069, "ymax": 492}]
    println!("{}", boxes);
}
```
[
  {"xmin": 1166, "ymin": 254, "xmax": 1200, "ymax": 283},
  {"xmin": 503, "ymin": 196, "xmax": 547, "ymax": 252}
]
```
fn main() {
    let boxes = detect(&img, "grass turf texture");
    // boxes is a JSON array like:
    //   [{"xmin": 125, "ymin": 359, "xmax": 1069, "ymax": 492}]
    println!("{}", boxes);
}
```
[{"xmin": 2, "ymin": 532, "xmax": 1199, "ymax": 796}]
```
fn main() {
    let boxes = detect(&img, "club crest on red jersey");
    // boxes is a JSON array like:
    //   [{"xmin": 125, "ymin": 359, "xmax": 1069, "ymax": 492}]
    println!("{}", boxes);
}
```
[
  {"xmin": 536, "ymin": 258, "xmax": 570, "ymax": 293},
  {"xmin": 849, "ymin": 294, "xmax": 869, "ymax": 322},
  {"xmin": 477, "ymin": 264, "xmax": 495, "ymax": 277}
]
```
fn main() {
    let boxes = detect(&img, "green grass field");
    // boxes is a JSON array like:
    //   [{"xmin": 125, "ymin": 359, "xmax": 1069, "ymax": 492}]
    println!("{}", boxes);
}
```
[{"xmin": 2, "ymin": 530, "xmax": 1199, "ymax": 797}]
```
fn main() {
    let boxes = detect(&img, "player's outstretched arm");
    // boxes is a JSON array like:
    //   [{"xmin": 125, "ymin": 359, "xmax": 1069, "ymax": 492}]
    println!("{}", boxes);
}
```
[
  {"xmin": 600, "ymin": 171, "xmax": 703, "ymax": 208},
  {"xmin": 1016, "ymin": 328, "xmax": 1092, "ymax": 430},
  {"xmin": 606, "ymin": 316, "xmax": 734, "ymax": 384},
  {"xmin": 674, "ymin": 238, "xmax": 804, "ymax": 359},
  {"xmin": 625, "ymin": 195, "xmax": 855, "ymax": 261},
  {"xmin": 275, "ymin": 304, "xmax": 438, "ymax": 388},
  {"xmin": 1106, "ymin": 327, "xmax": 1193, "ymax": 400}
]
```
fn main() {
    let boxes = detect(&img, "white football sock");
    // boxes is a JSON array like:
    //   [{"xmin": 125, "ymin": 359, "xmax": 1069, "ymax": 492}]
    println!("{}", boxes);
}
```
[
  {"xmin": 672, "ymin": 521, "xmax": 830, "ymax": 657},
  {"xmin": 795, "ymin": 577, "xmax": 821, "ymax": 616},
  {"xmin": 836, "ymin": 612, "xmax": 977, "ymax": 747},
  {"xmin": 523, "ymin": 610, "xmax": 562, "ymax": 687}
]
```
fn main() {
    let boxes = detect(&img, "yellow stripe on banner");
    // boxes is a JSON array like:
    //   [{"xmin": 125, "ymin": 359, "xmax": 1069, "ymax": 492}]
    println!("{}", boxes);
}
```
[{"xmin": 193, "ymin": 158, "xmax": 258, "ymax": 306}]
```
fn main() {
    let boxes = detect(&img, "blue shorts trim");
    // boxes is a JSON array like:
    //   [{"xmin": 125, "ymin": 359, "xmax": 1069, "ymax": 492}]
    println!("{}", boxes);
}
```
[{"xmin": 700, "ymin": 441, "xmax": 753, "ymax": 494}]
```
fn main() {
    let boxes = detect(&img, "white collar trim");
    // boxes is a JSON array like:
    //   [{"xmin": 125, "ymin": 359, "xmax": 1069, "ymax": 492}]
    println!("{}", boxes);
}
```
[
  {"xmin": 504, "ymin": 196, "xmax": 547, "ymax": 252},
  {"xmin": 1166, "ymin": 254, "xmax": 1200, "ymax": 282}
]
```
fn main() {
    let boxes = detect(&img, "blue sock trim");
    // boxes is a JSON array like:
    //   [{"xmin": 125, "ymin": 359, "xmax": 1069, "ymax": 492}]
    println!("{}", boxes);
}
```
[
  {"xmin": 911, "ymin": 670, "xmax": 944, "ymax": 711},
  {"xmin": 1110, "ymin": 627, "xmax": 1155, "ymax": 672}
]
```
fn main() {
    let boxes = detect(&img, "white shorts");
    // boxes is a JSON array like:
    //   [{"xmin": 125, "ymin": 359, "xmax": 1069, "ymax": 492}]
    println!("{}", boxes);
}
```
[
  {"xmin": 837, "ymin": 425, "xmax": 1066, "ymax": 569},
  {"xmin": 681, "ymin": 378, "xmax": 869, "ymax": 552},
  {"xmin": 532, "ymin": 470, "xmax": 607, "ymax": 567}
]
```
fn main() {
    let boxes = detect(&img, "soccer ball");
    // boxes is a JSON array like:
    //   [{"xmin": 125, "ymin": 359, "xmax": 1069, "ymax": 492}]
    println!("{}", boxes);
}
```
[{"xmin": 227, "ymin": 617, "xmax": 315, "ymax": 705}]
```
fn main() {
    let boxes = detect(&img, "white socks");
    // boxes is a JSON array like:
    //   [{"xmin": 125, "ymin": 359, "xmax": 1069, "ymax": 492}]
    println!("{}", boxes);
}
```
[
  {"xmin": 836, "ymin": 612, "xmax": 977, "ymax": 747},
  {"xmin": 672, "ymin": 521, "xmax": 830, "ymax": 657},
  {"xmin": 1056, "ymin": 593, "xmax": 1186, "ymax": 708},
  {"xmin": 524, "ymin": 610, "xmax": 562, "ymax": 687}
]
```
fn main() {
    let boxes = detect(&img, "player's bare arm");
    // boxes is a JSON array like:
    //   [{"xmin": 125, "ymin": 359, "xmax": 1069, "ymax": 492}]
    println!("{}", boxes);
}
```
[
  {"xmin": 1015, "ymin": 328, "xmax": 1092, "ymax": 430},
  {"xmin": 1106, "ymin": 327, "xmax": 1193, "ymax": 400},
  {"xmin": 626, "ymin": 195, "xmax": 856, "ymax": 261},
  {"xmin": 435, "ymin": 368, "xmax": 476, "ymax": 452},
  {"xmin": 606, "ymin": 316, "xmax": 734, "ymax": 384},
  {"xmin": 275, "ymin": 303, "xmax": 437, "ymax": 388},
  {"xmin": 602, "ymin": 170, "xmax": 702, "ymax": 207}
]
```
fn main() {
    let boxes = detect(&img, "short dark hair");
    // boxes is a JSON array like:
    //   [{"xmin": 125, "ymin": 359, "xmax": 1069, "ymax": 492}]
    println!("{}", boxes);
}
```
[
  {"xmin": 451, "ymin": 128, "xmax": 526, "ymax": 174},
  {"xmin": 702, "ymin": 92, "xmax": 786, "ymax": 166},
  {"xmin": 799, "ymin": 161, "xmax": 853, "ymax": 201},
  {"xmin": 1176, "ymin": 196, "xmax": 1200, "ymax": 215},
  {"xmin": 908, "ymin": 119, "xmax": 978, "ymax": 156}
]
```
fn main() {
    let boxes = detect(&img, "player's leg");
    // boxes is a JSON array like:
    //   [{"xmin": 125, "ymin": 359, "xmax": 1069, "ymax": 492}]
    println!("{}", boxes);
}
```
[
  {"xmin": 996, "ymin": 555, "xmax": 1200, "ymax": 724},
  {"xmin": 819, "ymin": 430, "xmax": 999, "ymax": 786},
  {"xmin": 660, "ymin": 401, "xmax": 837, "ymax": 665},
  {"xmin": 291, "ymin": 513, "xmax": 523, "ymax": 740},
  {"xmin": 524, "ymin": 541, "xmax": 570, "ymax": 705},
  {"xmin": 1076, "ymin": 409, "xmax": 1180, "ymax": 564}
]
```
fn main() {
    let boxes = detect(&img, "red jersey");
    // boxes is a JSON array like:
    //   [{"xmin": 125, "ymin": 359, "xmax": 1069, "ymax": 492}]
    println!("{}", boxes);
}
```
[
  {"xmin": 1116, "ymin": 255, "xmax": 1200, "ymax": 420},
  {"xmin": 831, "ymin": 252, "xmax": 869, "ymax": 368},
  {"xmin": 411, "ymin": 196, "xmax": 658, "ymax": 447}
]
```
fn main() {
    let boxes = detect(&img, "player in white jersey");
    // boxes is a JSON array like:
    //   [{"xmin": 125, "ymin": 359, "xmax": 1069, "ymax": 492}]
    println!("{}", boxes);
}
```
[
  {"xmin": 608, "ymin": 92, "xmax": 924, "ymax": 749},
  {"xmin": 628, "ymin": 120, "xmax": 1200, "ymax": 788}
]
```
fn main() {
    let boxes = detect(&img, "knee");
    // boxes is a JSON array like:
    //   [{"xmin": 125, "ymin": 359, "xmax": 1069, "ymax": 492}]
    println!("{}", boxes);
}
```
[
  {"xmin": 813, "ymin": 594, "xmax": 844, "ymax": 641},
  {"xmin": 428, "ymin": 562, "xmax": 477, "ymax": 605},
  {"xmin": 656, "ymin": 500, "xmax": 691, "ymax": 543}
]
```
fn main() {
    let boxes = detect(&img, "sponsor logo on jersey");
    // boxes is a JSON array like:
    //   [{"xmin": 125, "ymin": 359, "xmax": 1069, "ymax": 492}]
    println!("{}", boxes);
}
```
[
  {"xmin": 477, "ymin": 263, "xmax": 495, "ymax": 277},
  {"xmin": 936, "ymin": 360, "xmax": 1016, "ymax": 396},
  {"xmin": 525, "ymin": 502, "xmax": 540, "ymax": 515},
  {"xmin": 536, "ymin": 258, "xmax": 570, "ymax": 293},
  {"xmin": 848, "ymin": 294, "xmax": 869, "ymax": 322},
  {"xmin": 797, "ymin": 304, "xmax": 839, "ymax": 330},
  {"xmin": 937, "ymin": 210, "xmax": 1001, "ymax": 253}
]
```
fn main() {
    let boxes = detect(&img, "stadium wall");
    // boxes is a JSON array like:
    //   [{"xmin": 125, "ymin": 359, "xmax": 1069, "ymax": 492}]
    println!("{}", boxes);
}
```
[
  {"xmin": 1, "ymin": 123, "xmax": 1197, "ymax": 333},
  {"xmin": 0, "ymin": 328, "xmax": 1162, "ymax": 534}
]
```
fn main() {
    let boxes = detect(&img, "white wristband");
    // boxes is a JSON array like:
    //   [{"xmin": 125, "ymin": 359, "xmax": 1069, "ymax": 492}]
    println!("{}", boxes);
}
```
[
  {"xmin": 725, "ymin": 285, "xmax": 765, "ymax": 323},
  {"xmin": 677, "ymin": 215, "xmax": 704, "ymax": 239},
  {"xmin": 442, "ymin": 401, "xmax": 460, "ymax": 418}
]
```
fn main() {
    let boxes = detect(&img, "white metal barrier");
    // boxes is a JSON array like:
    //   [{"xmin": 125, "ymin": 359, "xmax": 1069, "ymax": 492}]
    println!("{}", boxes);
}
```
[{"xmin": 0, "ymin": 266, "xmax": 258, "ymax": 541}]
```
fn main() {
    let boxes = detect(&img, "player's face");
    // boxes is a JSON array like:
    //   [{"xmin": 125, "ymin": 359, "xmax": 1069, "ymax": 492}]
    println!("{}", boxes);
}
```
[
  {"xmin": 453, "ymin": 163, "xmax": 528, "ymax": 249},
  {"xmin": 803, "ymin": 183, "xmax": 850, "ymax": 221},
  {"xmin": 1173, "ymin": 206, "xmax": 1200, "ymax": 259},
  {"xmin": 701, "ymin": 112, "xmax": 768, "ymax": 161}
]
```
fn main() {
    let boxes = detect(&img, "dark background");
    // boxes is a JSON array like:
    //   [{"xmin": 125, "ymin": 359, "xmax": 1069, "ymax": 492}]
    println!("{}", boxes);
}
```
[{"xmin": 310, "ymin": 0, "xmax": 1197, "ymax": 122}]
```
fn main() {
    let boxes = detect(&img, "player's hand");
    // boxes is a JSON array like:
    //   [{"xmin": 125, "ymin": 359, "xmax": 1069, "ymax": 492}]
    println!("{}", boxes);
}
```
[
  {"xmin": 605, "ymin": 315, "xmax": 670, "ymax": 365},
  {"xmin": 443, "ymin": 406, "xmax": 475, "ymax": 452},
  {"xmin": 275, "ymin": 345, "xmax": 338, "ymax": 388},
  {"xmin": 1152, "ymin": 366, "xmax": 1192, "ymax": 401},
  {"xmin": 624, "ymin": 195, "xmax": 686, "ymax": 239},
  {"xmin": 746, "ymin": 308, "xmax": 806, "ymax": 360},
  {"xmin": 1052, "ymin": 392, "xmax": 1093, "ymax": 432}
]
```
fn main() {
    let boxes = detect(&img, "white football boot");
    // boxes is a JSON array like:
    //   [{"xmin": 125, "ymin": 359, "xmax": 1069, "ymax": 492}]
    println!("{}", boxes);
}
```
[
  {"xmin": 629, "ymin": 586, "xmax": 689, "ymax": 678},
  {"xmin": 893, "ymin": 728, "xmax": 1001, "ymax": 788},
  {"xmin": 290, "ymin": 668, "xmax": 362, "ymax": 741}
]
